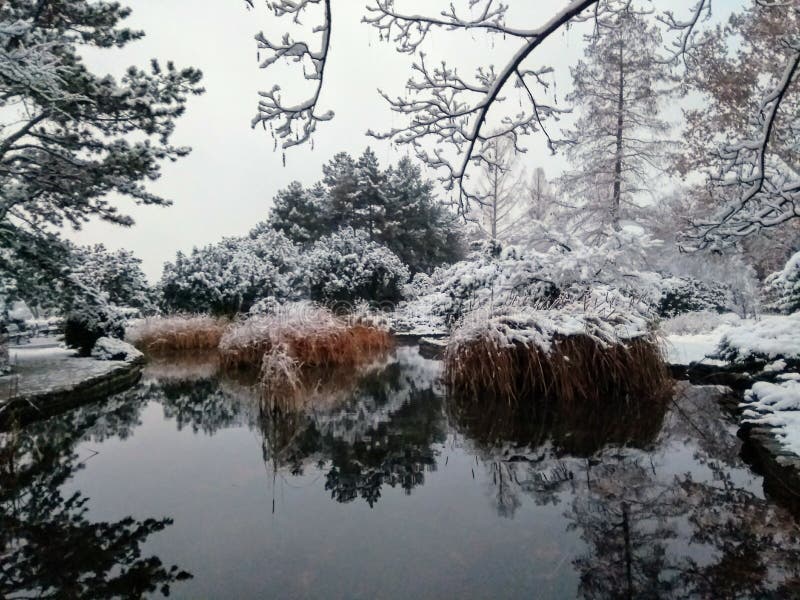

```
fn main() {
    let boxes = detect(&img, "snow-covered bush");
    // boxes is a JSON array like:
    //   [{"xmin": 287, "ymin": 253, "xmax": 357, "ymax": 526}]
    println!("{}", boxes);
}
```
[
  {"xmin": 711, "ymin": 313, "xmax": 800, "ymax": 370},
  {"xmin": 656, "ymin": 276, "xmax": 732, "ymax": 318},
  {"xmin": 428, "ymin": 243, "xmax": 559, "ymax": 326},
  {"xmin": 764, "ymin": 251, "xmax": 800, "ymax": 314},
  {"xmin": 402, "ymin": 272, "xmax": 433, "ymax": 300},
  {"xmin": 72, "ymin": 244, "xmax": 155, "ymax": 313},
  {"xmin": 304, "ymin": 228, "xmax": 410, "ymax": 304},
  {"xmin": 160, "ymin": 228, "xmax": 300, "ymax": 315},
  {"xmin": 64, "ymin": 298, "xmax": 126, "ymax": 357},
  {"xmin": 423, "ymin": 229, "xmax": 661, "ymax": 327},
  {"xmin": 741, "ymin": 375, "xmax": 800, "ymax": 456},
  {"xmin": 91, "ymin": 337, "xmax": 144, "ymax": 362}
]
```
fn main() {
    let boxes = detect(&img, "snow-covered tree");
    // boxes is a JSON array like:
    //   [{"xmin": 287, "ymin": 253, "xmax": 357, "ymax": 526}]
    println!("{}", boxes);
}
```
[
  {"xmin": 560, "ymin": 9, "xmax": 674, "ymax": 237},
  {"xmin": 472, "ymin": 135, "xmax": 529, "ymax": 242},
  {"xmin": 268, "ymin": 181, "xmax": 329, "ymax": 245},
  {"xmin": 160, "ymin": 229, "xmax": 300, "ymax": 315},
  {"xmin": 764, "ymin": 251, "xmax": 800, "ymax": 315},
  {"xmin": 267, "ymin": 150, "xmax": 463, "ymax": 273},
  {"xmin": 0, "ymin": 0, "xmax": 202, "ymax": 364},
  {"xmin": 679, "ymin": 2, "xmax": 800, "ymax": 249},
  {"xmin": 72, "ymin": 245, "xmax": 153, "ymax": 313},
  {"xmin": 304, "ymin": 227, "xmax": 409, "ymax": 303}
]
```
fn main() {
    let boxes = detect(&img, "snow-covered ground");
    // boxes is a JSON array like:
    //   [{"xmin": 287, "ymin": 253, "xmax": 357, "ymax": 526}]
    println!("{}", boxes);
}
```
[
  {"xmin": 1, "ymin": 339, "xmax": 136, "ymax": 402},
  {"xmin": 662, "ymin": 311, "xmax": 742, "ymax": 366}
]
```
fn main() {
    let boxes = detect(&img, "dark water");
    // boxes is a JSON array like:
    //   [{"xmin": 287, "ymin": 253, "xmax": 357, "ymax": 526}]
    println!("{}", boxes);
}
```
[{"xmin": 2, "ymin": 345, "xmax": 800, "ymax": 599}]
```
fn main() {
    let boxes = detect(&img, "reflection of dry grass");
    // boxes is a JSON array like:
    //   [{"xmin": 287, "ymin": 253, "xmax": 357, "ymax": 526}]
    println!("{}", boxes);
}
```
[
  {"xmin": 445, "ymin": 332, "xmax": 671, "ymax": 409},
  {"xmin": 260, "ymin": 356, "xmax": 387, "ymax": 414},
  {"xmin": 448, "ymin": 379, "xmax": 669, "ymax": 456},
  {"xmin": 128, "ymin": 316, "xmax": 228, "ymax": 352},
  {"xmin": 142, "ymin": 351, "xmax": 221, "ymax": 382}
]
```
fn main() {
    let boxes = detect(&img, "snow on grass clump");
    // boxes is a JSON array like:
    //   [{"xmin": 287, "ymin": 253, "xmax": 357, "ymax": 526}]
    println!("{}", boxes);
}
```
[
  {"xmin": 219, "ymin": 302, "xmax": 393, "ymax": 372},
  {"xmin": 741, "ymin": 378, "xmax": 800, "ymax": 457},
  {"xmin": 445, "ymin": 287, "xmax": 670, "ymax": 406},
  {"xmin": 711, "ymin": 313, "xmax": 800, "ymax": 369},
  {"xmin": 127, "ymin": 315, "xmax": 229, "ymax": 352}
]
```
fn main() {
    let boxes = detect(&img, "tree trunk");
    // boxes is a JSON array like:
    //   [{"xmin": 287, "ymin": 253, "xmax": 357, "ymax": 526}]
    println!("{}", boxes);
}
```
[{"xmin": 611, "ymin": 40, "xmax": 624, "ymax": 231}]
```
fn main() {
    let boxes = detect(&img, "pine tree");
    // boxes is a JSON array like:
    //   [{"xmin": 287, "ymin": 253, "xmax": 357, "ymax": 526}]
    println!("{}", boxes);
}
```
[
  {"xmin": 268, "ymin": 181, "xmax": 329, "ymax": 244},
  {"xmin": 322, "ymin": 152, "xmax": 358, "ymax": 229},
  {"xmin": 560, "ymin": 10, "xmax": 673, "ymax": 238},
  {"xmin": 353, "ymin": 147, "xmax": 386, "ymax": 239},
  {"xmin": 0, "ymin": 0, "xmax": 203, "ymax": 363}
]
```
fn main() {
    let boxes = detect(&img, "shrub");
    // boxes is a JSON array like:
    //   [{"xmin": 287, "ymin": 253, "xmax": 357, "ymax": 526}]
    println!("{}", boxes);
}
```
[
  {"xmin": 656, "ymin": 276, "xmax": 732, "ymax": 318},
  {"xmin": 304, "ymin": 228, "xmax": 410, "ymax": 303},
  {"xmin": 764, "ymin": 250, "xmax": 800, "ymax": 314},
  {"xmin": 64, "ymin": 300, "xmax": 125, "ymax": 356},
  {"xmin": 159, "ymin": 229, "xmax": 300, "ymax": 315},
  {"xmin": 127, "ymin": 315, "xmax": 228, "ymax": 353}
]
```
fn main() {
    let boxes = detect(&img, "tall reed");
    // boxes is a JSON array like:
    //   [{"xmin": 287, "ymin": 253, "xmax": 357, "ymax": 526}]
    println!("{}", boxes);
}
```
[{"xmin": 128, "ymin": 315, "xmax": 228, "ymax": 353}]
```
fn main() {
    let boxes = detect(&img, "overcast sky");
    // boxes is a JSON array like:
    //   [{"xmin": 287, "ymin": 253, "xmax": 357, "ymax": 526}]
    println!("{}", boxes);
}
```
[{"xmin": 69, "ymin": 0, "xmax": 740, "ymax": 280}]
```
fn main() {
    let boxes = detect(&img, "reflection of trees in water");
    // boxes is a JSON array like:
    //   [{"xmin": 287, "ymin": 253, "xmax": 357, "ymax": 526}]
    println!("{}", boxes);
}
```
[
  {"xmin": 258, "ymin": 346, "xmax": 447, "ymax": 507},
  {"xmin": 0, "ymin": 393, "xmax": 191, "ymax": 598},
  {"xmin": 451, "ymin": 381, "xmax": 800, "ymax": 597}
]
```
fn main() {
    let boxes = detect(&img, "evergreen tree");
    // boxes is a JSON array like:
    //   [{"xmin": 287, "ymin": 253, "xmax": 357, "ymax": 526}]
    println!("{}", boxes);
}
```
[
  {"xmin": 383, "ymin": 156, "xmax": 464, "ymax": 272},
  {"xmin": 0, "ymin": 0, "xmax": 203, "ymax": 363},
  {"xmin": 352, "ymin": 147, "xmax": 386, "ymax": 238},
  {"xmin": 267, "ymin": 150, "xmax": 464, "ymax": 273},
  {"xmin": 268, "ymin": 181, "xmax": 329, "ymax": 244},
  {"xmin": 322, "ymin": 152, "xmax": 358, "ymax": 229}
]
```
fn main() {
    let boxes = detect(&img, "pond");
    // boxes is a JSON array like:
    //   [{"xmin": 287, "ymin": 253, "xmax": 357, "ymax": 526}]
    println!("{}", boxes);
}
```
[{"xmin": 2, "ymin": 345, "xmax": 800, "ymax": 599}]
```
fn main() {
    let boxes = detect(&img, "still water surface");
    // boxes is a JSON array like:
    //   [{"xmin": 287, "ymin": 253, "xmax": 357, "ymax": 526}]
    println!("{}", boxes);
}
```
[{"xmin": 2, "ymin": 345, "xmax": 799, "ymax": 598}]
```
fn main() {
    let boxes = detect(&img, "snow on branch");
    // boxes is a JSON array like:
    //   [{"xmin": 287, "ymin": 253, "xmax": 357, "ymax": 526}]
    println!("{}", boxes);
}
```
[
  {"xmin": 364, "ymin": 0, "xmax": 601, "ymax": 209},
  {"xmin": 247, "ymin": 0, "xmax": 783, "ymax": 220},
  {"xmin": 683, "ymin": 39, "xmax": 800, "ymax": 249},
  {"xmin": 250, "ymin": 0, "xmax": 334, "ymax": 149}
]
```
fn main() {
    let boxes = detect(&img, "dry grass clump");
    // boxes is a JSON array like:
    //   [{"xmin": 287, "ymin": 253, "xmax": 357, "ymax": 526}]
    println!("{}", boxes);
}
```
[
  {"xmin": 218, "ymin": 305, "xmax": 393, "ymax": 371},
  {"xmin": 128, "ymin": 315, "xmax": 228, "ymax": 353},
  {"xmin": 445, "ymin": 331, "xmax": 671, "ymax": 410}
]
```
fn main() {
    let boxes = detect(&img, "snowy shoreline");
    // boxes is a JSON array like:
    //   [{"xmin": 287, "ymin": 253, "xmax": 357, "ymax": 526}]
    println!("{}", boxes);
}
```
[{"xmin": 0, "ymin": 342, "xmax": 144, "ymax": 429}]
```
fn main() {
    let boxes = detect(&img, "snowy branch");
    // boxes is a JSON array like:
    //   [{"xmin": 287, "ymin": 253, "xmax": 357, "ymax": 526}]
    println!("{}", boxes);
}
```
[
  {"xmin": 250, "ymin": 0, "xmax": 334, "ymax": 149},
  {"xmin": 683, "ymin": 39, "xmax": 800, "ymax": 248}
]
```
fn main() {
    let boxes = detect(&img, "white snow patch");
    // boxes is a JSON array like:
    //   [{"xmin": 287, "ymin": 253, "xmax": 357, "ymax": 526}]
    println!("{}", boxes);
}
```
[
  {"xmin": 741, "ymin": 378, "xmax": 800, "ymax": 456},
  {"xmin": 91, "ymin": 337, "xmax": 143, "ymax": 362},
  {"xmin": 714, "ymin": 314, "xmax": 800, "ymax": 364}
]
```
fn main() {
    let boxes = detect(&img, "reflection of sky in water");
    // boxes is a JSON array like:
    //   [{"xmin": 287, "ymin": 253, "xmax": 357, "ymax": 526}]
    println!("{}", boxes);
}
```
[{"xmin": 7, "ymin": 346, "xmax": 800, "ymax": 599}]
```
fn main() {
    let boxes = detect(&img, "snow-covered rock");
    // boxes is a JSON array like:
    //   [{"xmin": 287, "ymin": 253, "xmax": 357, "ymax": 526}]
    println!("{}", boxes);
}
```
[
  {"xmin": 91, "ymin": 337, "xmax": 144, "ymax": 362},
  {"xmin": 741, "ymin": 378, "xmax": 800, "ymax": 457}
]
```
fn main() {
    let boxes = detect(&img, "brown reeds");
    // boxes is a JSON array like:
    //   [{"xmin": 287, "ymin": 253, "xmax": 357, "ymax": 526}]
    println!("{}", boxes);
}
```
[
  {"xmin": 128, "ymin": 315, "xmax": 228, "ymax": 353},
  {"xmin": 219, "ymin": 314, "xmax": 393, "ymax": 372},
  {"xmin": 445, "ymin": 331, "xmax": 672, "ymax": 410}
]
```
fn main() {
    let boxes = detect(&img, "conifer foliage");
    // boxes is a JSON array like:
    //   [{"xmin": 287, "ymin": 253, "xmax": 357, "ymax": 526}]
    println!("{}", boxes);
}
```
[{"xmin": 268, "ymin": 148, "xmax": 464, "ymax": 273}]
